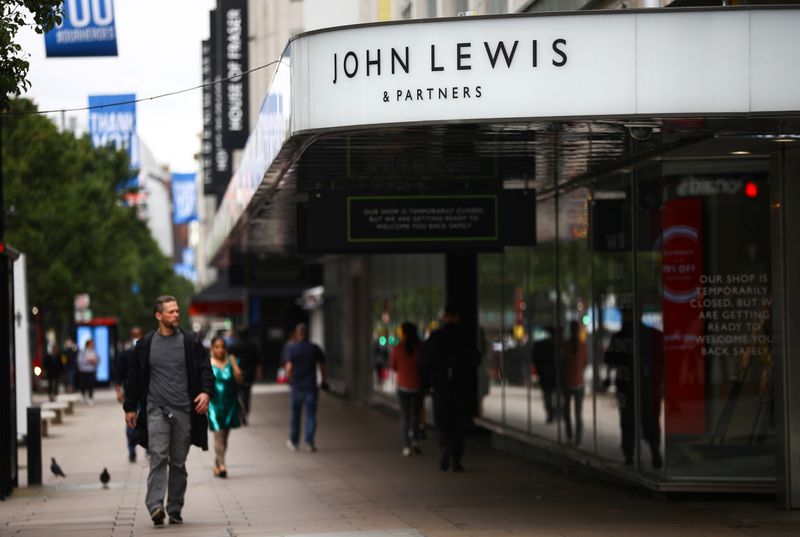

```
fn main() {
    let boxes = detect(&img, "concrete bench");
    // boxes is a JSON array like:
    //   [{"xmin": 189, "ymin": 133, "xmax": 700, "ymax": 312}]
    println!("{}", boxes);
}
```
[
  {"xmin": 41, "ymin": 401, "xmax": 69, "ymax": 424},
  {"xmin": 40, "ymin": 409, "xmax": 57, "ymax": 437},
  {"xmin": 56, "ymin": 393, "xmax": 82, "ymax": 415}
]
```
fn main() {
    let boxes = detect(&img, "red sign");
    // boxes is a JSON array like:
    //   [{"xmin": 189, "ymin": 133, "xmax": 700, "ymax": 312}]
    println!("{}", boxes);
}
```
[{"xmin": 662, "ymin": 197, "xmax": 705, "ymax": 434}]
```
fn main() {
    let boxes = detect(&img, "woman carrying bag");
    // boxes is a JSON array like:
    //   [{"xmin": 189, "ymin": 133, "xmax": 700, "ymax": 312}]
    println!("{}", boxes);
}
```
[{"xmin": 208, "ymin": 337, "xmax": 244, "ymax": 477}]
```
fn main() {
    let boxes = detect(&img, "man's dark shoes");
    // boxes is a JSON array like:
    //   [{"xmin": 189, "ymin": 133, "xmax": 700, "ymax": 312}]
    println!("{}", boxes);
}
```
[
  {"xmin": 150, "ymin": 506, "xmax": 166, "ymax": 526},
  {"xmin": 452, "ymin": 460, "xmax": 465, "ymax": 472},
  {"xmin": 168, "ymin": 512, "xmax": 183, "ymax": 525},
  {"xmin": 439, "ymin": 453, "xmax": 451, "ymax": 472}
]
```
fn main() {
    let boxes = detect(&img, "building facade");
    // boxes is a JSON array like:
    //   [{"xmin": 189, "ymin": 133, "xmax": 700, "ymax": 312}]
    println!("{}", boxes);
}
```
[{"xmin": 198, "ymin": 3, "xmax": 800, "ymax": 506}]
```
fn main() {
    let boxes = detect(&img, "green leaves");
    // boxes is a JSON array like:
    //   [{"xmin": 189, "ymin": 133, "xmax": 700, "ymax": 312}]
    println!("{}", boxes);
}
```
[
  {"xmin": 2, "ymin": 98, "xmax": 194, "ymax": 336},
  {"xmin": 1, "ymin": 1, "xmax": 63, "ymax": 111}
]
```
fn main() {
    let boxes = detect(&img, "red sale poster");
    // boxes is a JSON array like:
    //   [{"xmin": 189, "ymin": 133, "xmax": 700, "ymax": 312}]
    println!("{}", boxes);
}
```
[{"xmin": 662, "ymin": 197, "xmax": 705, "ymax": 434}]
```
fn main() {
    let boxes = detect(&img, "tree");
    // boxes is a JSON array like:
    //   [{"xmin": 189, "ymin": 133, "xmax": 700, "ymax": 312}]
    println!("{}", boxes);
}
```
[
  {"xmin": 1, "ymin": 1, "xmax": 63, "ymax": 111},
  {"xmin": 2, "ymin": 98, "xmax": 194, "ymax": 337}
]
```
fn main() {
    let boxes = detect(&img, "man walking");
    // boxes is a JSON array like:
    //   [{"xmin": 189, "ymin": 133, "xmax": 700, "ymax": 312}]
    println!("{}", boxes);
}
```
[
  {"xmin": 284, "ymin": 323, "xmax": 327, "ymax": 453},
  {"xmin": 123, "ymin": 296, "xmax": 214, "ymax": 526},
  {"xmin": 116, "ymin": 327, "xmax": 142, "ymax": 462},
  {"xmin": 422, "ymin": 304, "xmax": 479, "ymax": 472}
]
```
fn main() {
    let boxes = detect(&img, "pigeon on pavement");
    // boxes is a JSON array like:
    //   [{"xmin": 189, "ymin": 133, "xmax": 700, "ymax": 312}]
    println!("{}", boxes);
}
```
[
  {"xmin": 50, "ymin": 457, "xmax": 66, "ymax": 477},
  {"xmin": 100, "ymin": 468, "xmax": 110, "ymax": 488}
]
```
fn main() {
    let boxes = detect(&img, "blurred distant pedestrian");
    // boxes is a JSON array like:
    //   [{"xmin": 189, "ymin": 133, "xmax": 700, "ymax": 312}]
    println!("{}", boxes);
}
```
[
  {"xmin": 44, "ymin": 342, "xmax": 64, "ymax": 401},
  {"xmin": 208, "ymin": 337, "xmax": 244, "ymax": 477},
  {"xmin": 77, "ymin": 339, "xmax": 99, "ymax": 405},
  {"xmin": 227, "ymin": 327, "xmax": 258, "ymax": 422},
  {"xmin": 116, "ymin": 327, "xmax": 143, "ymax": 462},
  {"xmin": 63, "ymin": 338, "xmax": 78, "ymax": 392},
  {"xmin": 278, "ymin": 325, "xmax": 298, "ymax": 384},
  {"xmin": 390, "ymin": 321, "xmax": 423, "ymax": 457},
  {"xmin": 123, "ymin": 295, "xmax": 214, "ymax": 526},
  {"xmin": 421, "ymin": 304, "xmax": 479, "ymax": 472},
  {"xmin": 284, "ymin": 323, "xmax": 327, "ymax": 453},
  {"xmin": 532, "ymin": 325, "xmax": 558, "ymax": 424},
  {"xmin": 562, "ymin": 320, "xmax": 588, "ymax": 445}
]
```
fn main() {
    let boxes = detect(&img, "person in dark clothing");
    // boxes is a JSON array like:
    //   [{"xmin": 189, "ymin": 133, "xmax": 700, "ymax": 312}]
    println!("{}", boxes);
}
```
[
  {"xmin": 532, "ymin": 325, "xmax": 558, "ymax": 424},
  {"xmin": 227, "ymin": 327, "xmax": 259, "ymax": 422},
  {"xmin": 116, "ymin": 327, "xmax": 142, "ymax": 462},
  {"xmin": 603, "ymin": 308, "xmax": 664, "ymax": 469},
  {"xmin": 123, "ymin": 296, "xmax": 214, "ymax": 527},
  {"xmin": 284, "ymin": 323, "xmax": 327, "ymax": 453},
  {"xmin": 63, "ymin": 339, "xmax": 78, "ymax": 393},
  {"xmin": 44, "ymin": 343, "xmax": 64, "ymax": 401},
  {"xmin": 421, "ymin": 305, "xmax": 479, "ymax": 472}
]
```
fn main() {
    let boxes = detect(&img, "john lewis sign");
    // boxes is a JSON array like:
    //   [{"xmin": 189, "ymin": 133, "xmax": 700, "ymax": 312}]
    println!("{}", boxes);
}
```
[{"xmin": 294, "ymin": 9, "xmax": 800, "ymax": 132}]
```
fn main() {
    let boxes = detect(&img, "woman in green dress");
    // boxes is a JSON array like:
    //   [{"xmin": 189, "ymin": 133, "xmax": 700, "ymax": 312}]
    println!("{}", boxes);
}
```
[{"xmin": 209, "ymin": 337, "xmax": 244, "ymax": 478}]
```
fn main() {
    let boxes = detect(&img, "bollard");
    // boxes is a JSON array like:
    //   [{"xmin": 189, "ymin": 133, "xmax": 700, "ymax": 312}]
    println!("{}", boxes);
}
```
[{"xmin": 26, "ymin": 407, "xmax": 42, "ymax": 486}]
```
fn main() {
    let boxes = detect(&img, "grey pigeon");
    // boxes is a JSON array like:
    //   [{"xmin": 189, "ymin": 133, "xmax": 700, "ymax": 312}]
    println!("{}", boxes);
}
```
[
  {"xmin": 100, "ymin": 468, "xmax": 110, "ymax": 487},
  {"xmin": 50, "ymin": 457, "xmax": 66, "ymax": 477}
]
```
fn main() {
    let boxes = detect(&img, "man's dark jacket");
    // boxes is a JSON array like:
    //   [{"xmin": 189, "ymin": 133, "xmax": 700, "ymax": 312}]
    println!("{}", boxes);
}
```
[{"xmin": 123, "ymin": 328, "xmax": 214, "ymax": 450}]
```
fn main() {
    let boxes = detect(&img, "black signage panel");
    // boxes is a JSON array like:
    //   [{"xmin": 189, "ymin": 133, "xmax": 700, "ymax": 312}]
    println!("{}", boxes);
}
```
[
  {"xmin": 218, "ymin": 0, "xmax": 249, "ymax": 151},
  {"xmin": 201, "ymin": 38, "xmax": 214, "ymax": 194},
  {"xmin": 302, "ymin": 191, "xmax": 535, "ymax": 253},
  {"xmin": 348, "ymin": 195, "xmax": 498, "ymax": 243},
  {"xmin": 590, "ymin": 198, "xmax": 630, "ymax": 252},
  {"xmin": 209, "ymin": 9, "xmax": 230, "ymax": 201}
]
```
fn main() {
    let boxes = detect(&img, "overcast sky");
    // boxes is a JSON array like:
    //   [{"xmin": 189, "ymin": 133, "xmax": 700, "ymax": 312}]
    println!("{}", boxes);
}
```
[{"xmin": 18, "ymin": 0, "xmax": 217, "ymax": 173}]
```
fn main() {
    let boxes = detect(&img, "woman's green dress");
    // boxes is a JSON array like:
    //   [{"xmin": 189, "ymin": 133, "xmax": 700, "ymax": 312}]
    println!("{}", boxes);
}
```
[{"xmin": 209, "ymin": 360, "xmax": 241, "ymax": 431}]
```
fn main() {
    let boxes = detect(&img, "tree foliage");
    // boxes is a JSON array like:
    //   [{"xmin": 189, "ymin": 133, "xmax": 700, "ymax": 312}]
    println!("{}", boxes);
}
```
[
  {"xmin": 1, "ymin": 1, "xmax": 63, "ymax": 111},
  {"xmin": 2, "ymin": 98, "xmax": 194, "ymax": 337}
]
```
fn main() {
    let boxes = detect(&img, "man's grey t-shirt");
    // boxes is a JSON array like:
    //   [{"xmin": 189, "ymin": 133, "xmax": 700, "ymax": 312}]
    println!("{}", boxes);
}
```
[{"xmin": 148, "ymin": 331, "xmax": 191, "ymax": 412}]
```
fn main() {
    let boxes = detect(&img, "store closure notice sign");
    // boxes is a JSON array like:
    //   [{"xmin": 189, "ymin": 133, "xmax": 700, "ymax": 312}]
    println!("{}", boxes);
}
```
[
  {"xmin": 348, "ymin": 195, "xmax": 498, "ymax": 242},
  {"xmin": 302, "ymin": 191, "xmax": 535, "ymax": 253}
]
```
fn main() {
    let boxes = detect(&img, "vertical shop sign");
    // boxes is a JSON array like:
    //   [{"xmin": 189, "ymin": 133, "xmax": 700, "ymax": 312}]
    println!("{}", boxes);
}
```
[
  {"xmin": 662, "ymin": 197, "xmax": 705, "ymax": 434},
  {"xmin": 44, "ymin": 0, "xmax": 118, "ymax": 57},
  {"xmin": 209, "ymin": 9, "xmax": 230, "ymax": 200},
  {"xmin": 217, "ymin": 0, "xmax": 249, "ymax": 150},
  {"xmin": 201, "ymin": 38, "xmax": 215, "ymax": 194}
]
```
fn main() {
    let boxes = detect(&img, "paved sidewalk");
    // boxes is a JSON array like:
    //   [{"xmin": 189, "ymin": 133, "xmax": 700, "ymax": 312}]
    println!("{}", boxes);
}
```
[{"xmin": 2, "ymin": 385, "xmax": 800, "ymax": 537}]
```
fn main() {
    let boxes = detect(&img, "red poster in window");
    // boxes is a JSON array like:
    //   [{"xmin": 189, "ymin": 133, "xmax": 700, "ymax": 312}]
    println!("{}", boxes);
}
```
[{"xmin": 662, "ymin": 197, "xmax": 705, "ymax": 434}]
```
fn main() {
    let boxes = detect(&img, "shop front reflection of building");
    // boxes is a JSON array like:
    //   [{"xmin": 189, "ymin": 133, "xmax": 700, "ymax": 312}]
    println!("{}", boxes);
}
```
[{"xmin": 202, "ymin": 7, "xmax": 800, "ymax": 506}]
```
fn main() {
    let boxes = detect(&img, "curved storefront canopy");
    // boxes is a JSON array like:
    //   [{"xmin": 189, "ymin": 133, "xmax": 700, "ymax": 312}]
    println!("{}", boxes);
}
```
[{"xmin": 206, "ymin": 6, "xmax": 800, "ymax": 265}]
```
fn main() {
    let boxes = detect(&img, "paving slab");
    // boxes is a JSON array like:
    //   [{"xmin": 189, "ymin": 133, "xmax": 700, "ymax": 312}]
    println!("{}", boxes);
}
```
[{"xmin": 2, "ymin": 385, "xmax": 800, "ymax": 536}]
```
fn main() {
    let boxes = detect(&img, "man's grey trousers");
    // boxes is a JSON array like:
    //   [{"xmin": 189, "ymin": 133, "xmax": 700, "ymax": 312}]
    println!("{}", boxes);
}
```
[{"xmin": 145, "ymin": 405, "xmax": 192, "ymax": 515}]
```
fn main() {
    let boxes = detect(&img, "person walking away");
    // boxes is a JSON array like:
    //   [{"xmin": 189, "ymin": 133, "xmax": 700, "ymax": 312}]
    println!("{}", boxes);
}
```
[
  {"xmin": 44, "ymin": 342, "xmax": 64, "ymax": 401},
  {"xmin": 284, "ymin": 323, "xmax": 327, "ymax": 453},
  {"xmin": 208, "ymin": 337, "xmax": 243, "ymax": 477},
  {"xmin": 421, "ymin": 304, "xmax": 479, "ymax": 472},
  {"xmin": 603, "ymin": 308, "xmax": 664, "ymax": 469},
  {"xmin": 532, "ymin": 325, "xmax": 558, "ymax": 424},
  {"xmin": 63, "ymin": 338, "xmax": 78, "ymax": 393},
  {"xmin": 77, "ymin": 339, "xmax": 99, "ymax": 405},
  {"xmin": 390, "ymin": 321, "xmax": 424, "ymax": 457},
  {"xmin": 562, "ymin": 320, "xmax": 588, "ymax": 445},
  {"xmin": 123, "ymin": 295, "xmax": 214, "ymax": 526},
  {"xmin": 115, "ymin": 327, "xmax": 142, "ymax": 462},
  {"xmin": 227, "ymin": 327, "xmax": 258, "ymax": 422}
]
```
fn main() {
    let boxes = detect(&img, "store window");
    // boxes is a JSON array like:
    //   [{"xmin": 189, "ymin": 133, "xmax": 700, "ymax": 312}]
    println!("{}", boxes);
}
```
[
  {"xmin": 371, "ymin": 254, "xmax": 445, "ymax": 397},
  {"xmin": 643, "ymin": 158, "xmax": 775, "ymax": 479}
]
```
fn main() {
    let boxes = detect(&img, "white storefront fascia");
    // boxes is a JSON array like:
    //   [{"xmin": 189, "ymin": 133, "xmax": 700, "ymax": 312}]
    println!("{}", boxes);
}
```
[
  {"xmin": 206, "ymin": 7, "xmax": 800, "ymax": 265},
  {"xmin": 293, "ymin": 8, "xmax": 800, "ymax": 131}
]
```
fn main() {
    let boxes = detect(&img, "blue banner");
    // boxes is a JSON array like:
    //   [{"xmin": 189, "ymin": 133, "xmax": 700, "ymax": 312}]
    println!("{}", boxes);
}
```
[
  {"xmin": 45, "ymin": 0, "xmax": 118, "ymax": 57},
  {"xmin": 88, "ymin": 95, "xmax": 139, "ymax": 177},
  {"xmin": 174, "ymin": 263, "xmax": 197, "ymax": 283},
  {"xmin": 171, "ymin": 173, "xmax": 199, "ymax": 224}
]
